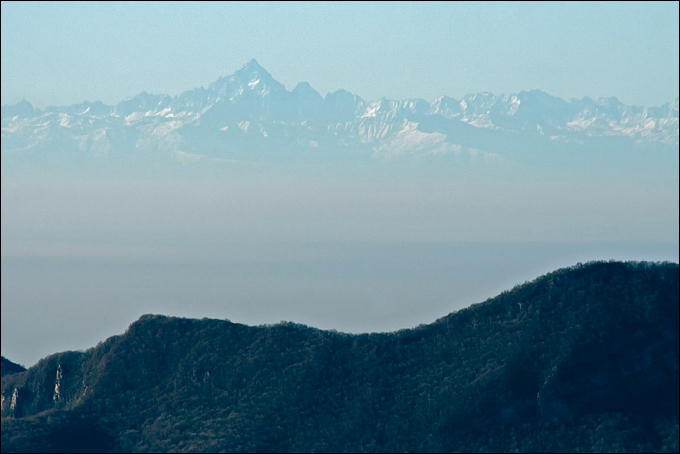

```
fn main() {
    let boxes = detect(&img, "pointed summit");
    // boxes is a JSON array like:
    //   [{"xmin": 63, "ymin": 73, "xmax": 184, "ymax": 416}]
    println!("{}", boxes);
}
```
[
  {"xmin": 243, "ymin": 58, "xmax": 264, "ymax": 71},
  {"xmin": 292, "ymin": 82, "xmax": 322, "ymax": 102},
  {"xmin": 233, "ymin": 58, "xmax": 273, "ymax": 84},
  {"xmin": 228, "ymin": 59, "xmax": 286, "ymax": 95},
  {"xmin": 204, "ymin": 59, "xmax": 286, "ymax": 104}
]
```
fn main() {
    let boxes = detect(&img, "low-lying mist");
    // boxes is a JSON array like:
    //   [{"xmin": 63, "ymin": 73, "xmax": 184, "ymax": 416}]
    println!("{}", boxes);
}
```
[{"xmin": 2, "ymin": 155, "xmax": 678, "ymax": 367}]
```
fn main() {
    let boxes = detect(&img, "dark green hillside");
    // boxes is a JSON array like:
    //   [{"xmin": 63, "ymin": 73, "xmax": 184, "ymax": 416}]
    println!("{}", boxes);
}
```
[{"xmin": 2, "ymin": 261, "xmax": 678, "ymax": 452}]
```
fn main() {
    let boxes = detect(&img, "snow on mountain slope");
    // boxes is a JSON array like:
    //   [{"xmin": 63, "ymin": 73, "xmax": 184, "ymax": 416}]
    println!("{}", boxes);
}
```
[{"xmin": 2, "ymin": 59, "xmax": 677, "ymax": 169}]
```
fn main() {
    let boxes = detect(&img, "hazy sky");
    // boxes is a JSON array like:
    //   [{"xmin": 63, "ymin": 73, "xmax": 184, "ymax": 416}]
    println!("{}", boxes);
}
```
[
  {"xmin": 2, "ymin": 1, "xmax": 678, "ymax": 109},
  {"xmin": 1, "ymin": 1, "xmax": 679, "ymax": 368},
  {"xmin": 2, "ymin": 165, "xmax": 678, "ymax": 367}
]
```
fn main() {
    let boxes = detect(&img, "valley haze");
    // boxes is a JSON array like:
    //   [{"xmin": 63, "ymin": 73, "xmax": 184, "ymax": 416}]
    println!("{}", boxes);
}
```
[{"xmin": 1, "ymin": 58, "xmax": 678, "ymax": 368}]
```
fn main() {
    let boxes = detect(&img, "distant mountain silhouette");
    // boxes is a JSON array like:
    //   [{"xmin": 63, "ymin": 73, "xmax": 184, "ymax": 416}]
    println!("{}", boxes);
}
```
[
  {"xmin": 2, "ymin": 261, "xmax": 678, "ymax": 452},
  {"xmin": 1, "ymin": 60, "xmax": 677, "ymax": 175}
]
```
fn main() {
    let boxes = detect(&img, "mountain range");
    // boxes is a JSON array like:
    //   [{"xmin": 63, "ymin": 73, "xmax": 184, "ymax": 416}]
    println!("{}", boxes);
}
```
[
  {"xmin": 1, "ymin": 261, "xmax": 678, "ymax": 452},
  {"xmin": 2, "ymin": 59, "xmax": 678, "ymax": 172}
]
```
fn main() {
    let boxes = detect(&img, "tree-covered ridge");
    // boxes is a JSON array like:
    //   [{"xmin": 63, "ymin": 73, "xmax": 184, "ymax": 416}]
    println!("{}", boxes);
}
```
[{"xmin": 1, "ymin": 261, "xmax": 678, "ymax": 452}]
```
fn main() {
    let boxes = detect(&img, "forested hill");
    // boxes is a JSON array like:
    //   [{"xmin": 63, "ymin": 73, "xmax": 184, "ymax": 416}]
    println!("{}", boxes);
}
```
[{"xmin": 1, "ymin": 261, "xmax": 678, "ymax": 452}]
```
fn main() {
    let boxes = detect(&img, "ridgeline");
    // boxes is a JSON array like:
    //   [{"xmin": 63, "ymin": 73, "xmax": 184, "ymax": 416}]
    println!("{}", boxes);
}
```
[{"xmin": 2, "ymin": 261, "xmax": 678, "ymax": 452}]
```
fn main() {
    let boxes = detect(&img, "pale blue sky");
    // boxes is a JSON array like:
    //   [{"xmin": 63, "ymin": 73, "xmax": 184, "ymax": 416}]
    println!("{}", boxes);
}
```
[
  {"xmin": 2, "ymin": 1, "xmax": 679, "ymax": 367},
  {"xmin": 2, "ymin": 1, "xmax": 678, "ymax": 109}
]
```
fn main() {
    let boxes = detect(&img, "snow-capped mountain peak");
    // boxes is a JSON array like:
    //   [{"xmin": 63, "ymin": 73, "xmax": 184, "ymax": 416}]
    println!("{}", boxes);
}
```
[{"xmin": 1, "ymin": 60, "xmax": 677, "ymax": 170}]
